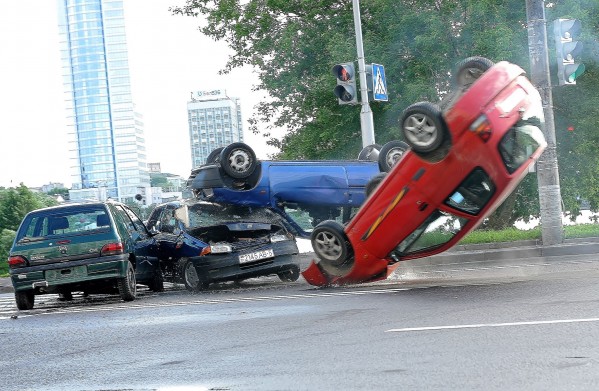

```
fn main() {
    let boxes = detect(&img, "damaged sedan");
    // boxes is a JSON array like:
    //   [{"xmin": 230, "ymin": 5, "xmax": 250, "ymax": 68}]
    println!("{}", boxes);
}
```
[{"xmin": 146, "ymin": 200, "xmax": 300, "ymax": 291}]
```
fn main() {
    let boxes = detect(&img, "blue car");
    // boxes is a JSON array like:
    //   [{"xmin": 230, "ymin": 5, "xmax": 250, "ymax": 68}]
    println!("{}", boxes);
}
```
[
  {"xmin": 146, "ymin": 200, "xmax": 300, "ymax": 291},
  {"xmin": 187, "ymin": 141, "xmax": 408, "ymax": 237}
]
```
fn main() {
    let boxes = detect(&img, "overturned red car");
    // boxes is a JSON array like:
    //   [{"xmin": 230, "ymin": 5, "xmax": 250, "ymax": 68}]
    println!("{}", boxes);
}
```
[{"xmin": 303, "ymin": 58, "xmax": 547, "ymax": 286}]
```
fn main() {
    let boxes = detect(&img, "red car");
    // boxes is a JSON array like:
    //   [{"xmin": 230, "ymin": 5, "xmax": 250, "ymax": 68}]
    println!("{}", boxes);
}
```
[{"xmin": 303, "ymin": 58, "xmax": 547, "ymax": 286}]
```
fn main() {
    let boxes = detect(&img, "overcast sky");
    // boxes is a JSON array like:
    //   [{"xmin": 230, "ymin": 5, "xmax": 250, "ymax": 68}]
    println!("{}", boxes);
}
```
[{"xmin": 0, "ymin": 0, "xmax": 274, "ymax": 189}]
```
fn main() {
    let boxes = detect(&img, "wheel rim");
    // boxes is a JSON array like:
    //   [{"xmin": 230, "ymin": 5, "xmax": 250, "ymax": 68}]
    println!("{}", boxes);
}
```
[
  {"xmin": 127, "ymin": 265, "xmax": 136, "ymax": 294},
  {"xmin": 404, "ymin": 114, "xmax": 439, "ymax": 149},
  {"xmin": 227, "ymin": 149, "xmax": 252, "ymax": 174},
  {"xmin": 184, "ymin": 262, "xmax": 200, "ymax": 288},
  {"xmin": 385, "ymin": 147, "xmax": 405, "ymax": 168},
  {"xmin": 313, "ymin": 231, "xmax": 343, "ymax": 262}
]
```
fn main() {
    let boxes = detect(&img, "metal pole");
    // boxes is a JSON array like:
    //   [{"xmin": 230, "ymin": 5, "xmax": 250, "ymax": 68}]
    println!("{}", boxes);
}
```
[
  {"xmin": 526, "ymin": 0, "xmax": 564, "ymax": 244},
  {"xmin": 352, "ymin": 0, "xmax": 375, "ymax": 147}
]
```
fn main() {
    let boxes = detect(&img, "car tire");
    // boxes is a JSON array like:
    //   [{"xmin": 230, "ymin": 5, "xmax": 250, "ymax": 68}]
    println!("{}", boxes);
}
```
[
  {"xmin": 182, "ymin": 259, "xmax": 209, "ymax": 292},
  {"xmin": 205, "ymin": 147, "xmax": 224, "ymax": 164},
  {"xmin": 378, "ymin": 140, "xmax": 409, "ymax": 172},
  {"xmin": 15, "ymin": 290, "xmax": 35, "ymax": 310},
  {"xmin": 400, "ymin": 102, "xmax": 448, "ymax": 154},
  {"xmin": 454, "ymin": 56, "xmax": 494, "ymax": 88},
  {"xmin": 278, "ymin": 265, "xmax": 301, "ymax": 282},
  {"xmin": 365, "ymin": 173, "xmax": 387, "ymax": 198},
  {"xmin": 311, "ymin": 220, "xmax": 354, "ymax": 277},
  {"xmin": 57, "ymin": 291, "xmax": 73, "ymax": 301},
  {"xmin": 220, "ymin": 142, "xmax": 258, "ymax": 179},
  {"xmin": 117, "ymin": 261, "xmax": 137, "ymax": 302},
  {"xmin": 147, "ymin": 270, "xmax": 165, "ymax": 292},
  {"xmin": 357, "ymin": 144, "xmax": 381, "ymax": 161}
]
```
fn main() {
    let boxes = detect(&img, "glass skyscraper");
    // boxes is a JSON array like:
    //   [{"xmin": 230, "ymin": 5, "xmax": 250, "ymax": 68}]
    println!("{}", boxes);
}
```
[
  {"xmin": 187, "ymin": 90, "xmax": 244, "ymax": 168},
  {"xmin": 57, "ymin": 0, "xmax": 150, "ymax": 203}
]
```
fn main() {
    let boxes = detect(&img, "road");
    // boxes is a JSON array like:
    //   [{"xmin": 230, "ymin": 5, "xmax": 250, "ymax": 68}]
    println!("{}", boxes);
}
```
[{"xmin": 2, "ymin": 253, "xmax": 599, "ymax": 390}]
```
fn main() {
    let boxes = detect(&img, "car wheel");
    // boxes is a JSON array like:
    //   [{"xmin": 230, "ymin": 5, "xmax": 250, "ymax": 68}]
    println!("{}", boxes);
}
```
[
  {"xmin": 454, "ymin": 56, "xmax": 494, "ymax": 88},
  {"xmin": 378, "ymin": 140, "xmax": 409, "ymax": 172},
  {"xmin": 365, "ymin": 173, "xmax": 387, "ymax": 198},
  {"xmin": 182, "ymin": 259, "xmax": 209, "ymax": 292},
  {"xmin": 147, "ymin": 270, "xmax": 165, "ymax": 292},
  {"xmin": 15, "ymin": 290, "xmax": 35, "ymax": 310},
  {"xmin": 357, "ymin": 144, "xmax": 381, "ymax": 161},
  {"xmin": 117, "ymin": 261, "xmax": 137, "ymax": 302},
  {"xmin": 205, "ymin": 147, "xmax": 224, "ymax": 164},
  {"xmin": 58, "ymin": 291, "xmax": 73, "ymax": 301},
  {"xmin": 220, "ymin": 142, "xmax": 257, "ymax": 179},
  {"xmin": 400, "ymin": 102, "xmax": 447, "ymax": 154},
  {"xmin": 278, "ymin": 265, "xmax": 301, "ymax": 282},
  {"xmin": 311, "ymin": 220, "xmax": 354, "ymax": 277}
]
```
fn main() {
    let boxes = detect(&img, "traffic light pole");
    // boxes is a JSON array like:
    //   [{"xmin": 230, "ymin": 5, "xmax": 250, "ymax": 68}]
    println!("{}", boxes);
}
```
[
  {"xmin": 526, "ymin": 0, "xmax": 564, "ymax": 245},
  {"xmin": 352, "ymin": 0, "xmax": 376, "ymax": 147}
]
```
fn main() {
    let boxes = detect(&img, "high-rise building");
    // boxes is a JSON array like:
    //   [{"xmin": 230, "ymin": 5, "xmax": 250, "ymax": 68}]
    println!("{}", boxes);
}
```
[
  {"xmin": 57, "ymin": 0, "xmax": 150, "ymax": 203},
  {"xmin": 187, "ymin": 90, "xmax": 244, "ymax": 168}
]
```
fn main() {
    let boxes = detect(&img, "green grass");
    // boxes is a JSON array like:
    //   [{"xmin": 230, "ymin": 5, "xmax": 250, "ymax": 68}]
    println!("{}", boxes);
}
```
[{"xmin": 0, "ymin": 262, "xmax": 7, "ymax": 278}]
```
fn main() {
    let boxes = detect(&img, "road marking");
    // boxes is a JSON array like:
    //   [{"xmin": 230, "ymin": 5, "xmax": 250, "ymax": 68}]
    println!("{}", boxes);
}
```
[
  {"xmin": 0, "ymin": 287, "xmax": 413, "ymax": 320},
  {"xmin": 386, "ymin": 317, "xmax": 599, "ymax": 333}
]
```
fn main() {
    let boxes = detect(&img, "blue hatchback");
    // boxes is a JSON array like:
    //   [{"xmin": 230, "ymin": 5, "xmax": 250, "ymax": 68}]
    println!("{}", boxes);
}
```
[{"xmin": 187, "ymin": 141, "xmax": 408, "ymax": 237}]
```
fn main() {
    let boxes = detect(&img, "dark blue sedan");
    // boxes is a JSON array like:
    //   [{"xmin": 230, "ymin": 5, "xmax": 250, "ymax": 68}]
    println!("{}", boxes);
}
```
[
  {"xmin": 146, "ymin": 200, "xmax": 300, "ymax": 291},
  {"xmin": 187, "ymin": 141, "xmax": 408, "ymax": 237}
]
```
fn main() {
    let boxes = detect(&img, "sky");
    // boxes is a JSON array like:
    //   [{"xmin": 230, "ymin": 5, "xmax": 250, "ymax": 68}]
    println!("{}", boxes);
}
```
[{"xmin": 0, "ymin": 0, "xmax": 275, "ymax": 189}]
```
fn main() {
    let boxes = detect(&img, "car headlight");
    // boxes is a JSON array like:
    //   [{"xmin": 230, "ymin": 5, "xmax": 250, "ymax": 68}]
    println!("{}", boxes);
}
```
[
  {"xmin": 270, "ymin": 234, "xmax": 289, "ymax": 243},
  {"xmin": 210, "ymin": 243, "xmax": 233, "ymax": 253}
]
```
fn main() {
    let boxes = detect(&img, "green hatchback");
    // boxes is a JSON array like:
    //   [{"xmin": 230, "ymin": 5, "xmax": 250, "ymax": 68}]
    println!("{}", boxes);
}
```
[{"xmin": 7, "ymin": 201, "xmax": 163, "ymax": 310}]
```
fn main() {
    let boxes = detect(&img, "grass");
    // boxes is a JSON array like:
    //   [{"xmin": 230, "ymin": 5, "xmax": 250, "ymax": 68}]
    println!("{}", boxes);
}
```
[{"xmin": 1, "ymin": 224, "xmax": 598, "ymax": 279}]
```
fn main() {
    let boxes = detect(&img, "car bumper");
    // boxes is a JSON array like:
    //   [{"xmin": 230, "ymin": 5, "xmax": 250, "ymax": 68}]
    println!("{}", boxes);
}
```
[
  {"xmin": 9, "ymin": 255, "xmax": 130, "ymax": 292},
  {"xmin": 188, "ymin": 240, "xmax": 299, "ymax": 283}
]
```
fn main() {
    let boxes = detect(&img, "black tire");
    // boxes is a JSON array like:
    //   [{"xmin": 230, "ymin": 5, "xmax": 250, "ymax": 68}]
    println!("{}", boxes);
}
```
[
  {"xmin": 117, "ymin": 261, "xmax": 137, "ymax": 302},
  {"xmin": 311, "ymin": 220, "xmax": 354, "ymax": 277},
  {"xmin": 15, "ymin": 290, "xmax": 35, "ymax": 310},
  {"xmin": 57, "ymin": 291, "xmax": 73, "ymax": 301},
  {"xmin": 357, "ymin": 144, "xmax": 381, "ymax": 161},
  {"xmin": 400, "ymin": 102, "xmax": 447, "ymax": 154},
  {"xmin": 454, "ymin": 56, "xmax": 494, "ymax": 88},
  {"xmin": 220, "ymin": 142, "xmax": 257, "ymax": 179},
  {"xmin": 182, "ymin": 259, "xmax": 209, "ymax": 292},
  {"xmin": 378, "ymin": 140, "xmax": 409, "ymax": 172},
  {"xmin": 205, "ymin": 147, "xmax": 224, "ymax": 164},
  {"xmin": 365, "ymin": 173, "xmax": 387, "ymax": 198},
  {"xmin": 278, "ymin": 265, "xmax": 301, "ymax": 282},
  {"xmin": 147, "ymin": 270, "xmax": 165, "ymax": 292}
]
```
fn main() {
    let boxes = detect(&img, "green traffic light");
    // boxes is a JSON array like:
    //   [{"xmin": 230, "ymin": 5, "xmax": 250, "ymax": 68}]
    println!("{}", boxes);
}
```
[{"xmin": 564, "ymin": 63, "xmax": 586, "ymax": 84}]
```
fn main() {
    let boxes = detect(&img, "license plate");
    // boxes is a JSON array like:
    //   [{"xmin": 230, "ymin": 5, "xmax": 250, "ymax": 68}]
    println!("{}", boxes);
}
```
[
  {"xmin": 239, "ymin": 249, "xmax": 275, "ymax": 264},
  {"xmin": 45, "ymin": 265, "xmax": 87, "ymax": 282}
]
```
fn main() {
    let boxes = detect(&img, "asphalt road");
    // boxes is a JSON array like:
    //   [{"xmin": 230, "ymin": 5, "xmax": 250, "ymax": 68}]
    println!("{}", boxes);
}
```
[{"xmin": 2, "ymin": 251, "xmax": 599, "ymax": 390}]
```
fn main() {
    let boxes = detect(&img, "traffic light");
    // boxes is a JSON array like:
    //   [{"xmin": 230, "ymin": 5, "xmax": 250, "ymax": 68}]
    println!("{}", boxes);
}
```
[
  {"xmin": 332, "ymin": 63, "xmax": 358, "ymax": 105},
  {"xmin": 553, "ymin": 18, "xmax": 585, "ymax": 85}
]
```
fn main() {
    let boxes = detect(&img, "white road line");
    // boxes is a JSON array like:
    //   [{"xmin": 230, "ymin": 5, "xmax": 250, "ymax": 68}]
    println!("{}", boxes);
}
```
[{"xmin": 386, "ymin": 317, "xmax": 599, "ymax": 333}]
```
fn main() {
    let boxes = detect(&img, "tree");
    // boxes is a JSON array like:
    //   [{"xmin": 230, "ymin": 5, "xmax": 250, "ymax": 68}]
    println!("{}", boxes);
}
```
[
  {"xmin": 172, "ymin": 0, "xmax": 599, "ymax": 228},
  {"xmin": 0, "ymin": 184, "xmax": 58, "ymax": 232}
]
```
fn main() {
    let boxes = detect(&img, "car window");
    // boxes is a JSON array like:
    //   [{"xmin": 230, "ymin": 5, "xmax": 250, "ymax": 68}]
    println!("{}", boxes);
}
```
[
  {"xmin": 116, "ymin": 205, "xmax": 147, "ymax": 235},
  {"xmin": 16, "ymin": 205, "xmax": 110, "ymax": 242},
  {"xmin": 498, "ymin": 120, "xmax": 544, "ymax": 174},
  {"xmin": 145, "ymin": 206, "xmax": 164, "ymax": 231},
  {"xmin": 394, "ymin": 210, "xmax": 468, "ymax": 256},
  {"xmin": 445, "ymin": 168, "xmax": 495, "ymax": 215}
]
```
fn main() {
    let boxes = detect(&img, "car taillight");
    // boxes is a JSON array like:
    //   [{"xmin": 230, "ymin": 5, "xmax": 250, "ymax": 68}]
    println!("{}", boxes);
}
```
[
  {"xmin": 8, "ymin": 256, "xmax": 27, "ymax": 269},
  {"xmin": 101, "ymin": 242, "xmax": 124, "ymax": 256},
  {"xmin": 469, "ymin": 115, "xmax": 492, "ymax": 142}
]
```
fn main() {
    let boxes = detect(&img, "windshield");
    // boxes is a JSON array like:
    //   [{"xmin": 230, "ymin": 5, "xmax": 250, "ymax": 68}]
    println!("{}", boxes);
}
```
[
  {"xmin": 16, "ymin": 205, "xmax": 110, "ymax": 242},
  {"xmin": 394, "ymin": 209, "xmax": 468, "ymax": 256},
  {"xmin": 179, "ymin": 203, "xmax": 282, "ymax": 229},
  {"xmin": 498, "ymin": 95, "xmax": 546, "ymax": 174}
]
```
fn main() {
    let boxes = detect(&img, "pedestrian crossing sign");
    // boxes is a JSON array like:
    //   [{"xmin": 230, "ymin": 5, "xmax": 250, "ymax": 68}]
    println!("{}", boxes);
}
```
[{"xmin": 371, "ymin": 63, "xmax": 388, "ymax": 102}]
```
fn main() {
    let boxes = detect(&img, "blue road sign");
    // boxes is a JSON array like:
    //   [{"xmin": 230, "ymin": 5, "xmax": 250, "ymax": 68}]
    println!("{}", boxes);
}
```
[{"xmin": 371, "ymin": 63, "xmax": 388, "ymax": 102}]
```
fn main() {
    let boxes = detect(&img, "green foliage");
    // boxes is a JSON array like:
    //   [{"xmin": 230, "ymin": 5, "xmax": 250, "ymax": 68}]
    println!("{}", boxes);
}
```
[
  {"xmin": 172, "ymin": 0, "xmax": 599, "ymax": 227},
  {"xmin": 0, "ymin": 184, "xmax": 58, "ymax": 232},
  {"xmin": 0, "ymin": 229, "xmax": 16, "ymax": 276}
]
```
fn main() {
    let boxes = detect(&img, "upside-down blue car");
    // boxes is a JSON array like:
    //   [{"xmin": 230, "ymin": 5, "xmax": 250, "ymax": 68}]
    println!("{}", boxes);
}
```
[{"xmin": 187, "ymin": 141, "xmax": 409, "ymax": 237}]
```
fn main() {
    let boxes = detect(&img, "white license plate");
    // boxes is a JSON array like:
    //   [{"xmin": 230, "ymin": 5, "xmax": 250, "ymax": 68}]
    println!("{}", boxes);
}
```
[{"xmin": 239, "ymin": 249, "xmax": 275, "ymax": 264}]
